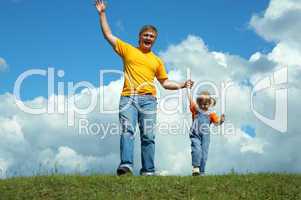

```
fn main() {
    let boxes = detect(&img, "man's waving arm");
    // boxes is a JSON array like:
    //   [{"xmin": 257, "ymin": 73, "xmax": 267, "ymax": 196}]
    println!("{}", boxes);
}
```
[
  {"xmin": 95, "ymin": 0, "xmax": 117, "ymax": 48},
  {"xmin": 158, "ymin": 79, "xmax": 194, "ymax": 91}
]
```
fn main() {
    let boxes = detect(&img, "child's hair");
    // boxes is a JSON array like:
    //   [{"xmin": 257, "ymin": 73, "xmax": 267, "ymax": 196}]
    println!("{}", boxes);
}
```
[{"xmin": 196, "ymin": 91, "xmax": 216, "ymax": 107}]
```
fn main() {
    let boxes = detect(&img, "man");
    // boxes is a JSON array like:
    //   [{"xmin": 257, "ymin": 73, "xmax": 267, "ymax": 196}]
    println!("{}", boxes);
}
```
[{"xmin": 95, "ymin": 0, "xmax": 193, "ymax": 176}]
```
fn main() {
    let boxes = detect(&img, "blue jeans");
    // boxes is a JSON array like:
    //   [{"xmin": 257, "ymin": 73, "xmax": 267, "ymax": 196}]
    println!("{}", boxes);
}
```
[
  {"xmin": 118, "ymin": 95, "xmax": 157, "ymax": 173},
  {"xmin": 190, "ymin": 132, "xmax": 210, "ymax": 173}
]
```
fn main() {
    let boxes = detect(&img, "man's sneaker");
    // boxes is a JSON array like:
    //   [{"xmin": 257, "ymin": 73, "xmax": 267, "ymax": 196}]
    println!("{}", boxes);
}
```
[
  {"xmin": 117, "ymin": 166, "xmax": 132, "ymax": 176},
  {"xmin": 192, "ymin": 167, "xmax": 200, "ymax": 176}
]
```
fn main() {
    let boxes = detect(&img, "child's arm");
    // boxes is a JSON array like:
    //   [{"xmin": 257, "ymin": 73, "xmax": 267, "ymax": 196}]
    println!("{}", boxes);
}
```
[
  {"xmin": 187, "ymin": 88, "xmax": 193, "ymax": 107},
  {"xmin": 186, "ymin": 68, "xmax": 194, "ymax": 107},
  {"xmin": 187, "ymin": 89, "xmax": 197, "ymax": 113}
]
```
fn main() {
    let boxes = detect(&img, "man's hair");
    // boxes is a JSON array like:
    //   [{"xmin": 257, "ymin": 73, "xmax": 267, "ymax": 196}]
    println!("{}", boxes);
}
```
[{"xmin": 139, "ymin": 25, "xmax": 158, "ymax": 36}]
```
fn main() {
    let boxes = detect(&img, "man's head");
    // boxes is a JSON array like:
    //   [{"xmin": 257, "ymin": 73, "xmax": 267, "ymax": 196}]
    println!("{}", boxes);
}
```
[
  {"xmin": 138, "ymin": 25, "xmax": 158, "ymax": 53},
  {"xmin": 196, "ymin": 91, "xmax": 216, "ymax": 111}
]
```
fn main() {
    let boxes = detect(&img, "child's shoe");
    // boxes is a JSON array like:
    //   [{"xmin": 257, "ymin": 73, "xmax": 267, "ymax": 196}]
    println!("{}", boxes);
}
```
[{"xmin": 192, "ymin": 167, "xmax": 200, "ymax": 176}]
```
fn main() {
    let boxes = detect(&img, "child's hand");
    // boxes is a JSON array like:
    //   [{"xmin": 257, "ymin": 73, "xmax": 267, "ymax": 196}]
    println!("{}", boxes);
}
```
[{"xmin": 220, "ymin": 114, "xmax": 225, "ymax": 123}]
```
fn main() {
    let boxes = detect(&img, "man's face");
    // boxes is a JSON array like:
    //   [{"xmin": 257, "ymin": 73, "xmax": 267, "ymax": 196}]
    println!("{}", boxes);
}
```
[{"xmin": 139, "ymin": 30, "xmax": 157, "ymax": 52}]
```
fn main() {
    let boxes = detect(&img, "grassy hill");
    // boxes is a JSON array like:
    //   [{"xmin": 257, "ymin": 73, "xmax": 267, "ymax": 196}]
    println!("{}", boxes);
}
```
[{"xmin": 0, "ymin": 174, "xmax": 300, "ymax": 199}]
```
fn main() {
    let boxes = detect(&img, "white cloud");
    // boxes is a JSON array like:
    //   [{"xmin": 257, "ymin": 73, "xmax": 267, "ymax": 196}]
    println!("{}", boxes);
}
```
[
  {"xmin": 268, "ymin": 42, "xmax": 301, "ymax": 67},
  {"xmin": 250, "ymin": 0, "xmax": 301, "ymax": 86},
  {"xmin": 0, "ymin": 159, "xmax": 11, "ymax": 178},
  {"xmin": 264, "ymin": 0, "xmax": 301, "ymax": 19},
  {"xmin": 48, "ymin": 146, "xmax": 102, "ymax": 172},
  {"xmin": 212, "ymin": 52, "xmax": 228, "ymax": 68},
  {"xmin": 250, "ymin": 0, "xmax": 301, "ymax": 46}
]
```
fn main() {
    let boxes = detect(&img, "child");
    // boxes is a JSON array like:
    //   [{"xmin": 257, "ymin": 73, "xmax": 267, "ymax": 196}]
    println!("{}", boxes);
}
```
[{"xmin": 188, "ymin": 91, "xmax": 225, "ymax": 176}]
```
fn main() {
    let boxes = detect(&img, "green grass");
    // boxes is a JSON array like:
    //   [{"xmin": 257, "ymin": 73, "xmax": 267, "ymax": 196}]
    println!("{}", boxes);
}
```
[{"xmin": 0, "ymin": 174, "xmax": 300, "ymax": 200}]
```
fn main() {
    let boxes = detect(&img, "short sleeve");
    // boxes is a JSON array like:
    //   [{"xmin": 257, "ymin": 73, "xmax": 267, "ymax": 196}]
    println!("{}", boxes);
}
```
[
  {"xmin": 114, "ymin": 38, "xmax": 131, "ymax": 58},
  {"xmin": 155, "ymin": 58, "xmax": 168, "ymax": 80},
  {"xmin": 210, "ymin": 112, "xmax": 219, "ymax": 124}
]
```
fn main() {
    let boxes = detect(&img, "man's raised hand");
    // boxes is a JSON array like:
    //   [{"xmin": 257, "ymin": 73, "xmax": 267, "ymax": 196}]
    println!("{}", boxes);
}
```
[{"xmin": 95, "ymin": 0, "xmax": 106, "ymax": 14}]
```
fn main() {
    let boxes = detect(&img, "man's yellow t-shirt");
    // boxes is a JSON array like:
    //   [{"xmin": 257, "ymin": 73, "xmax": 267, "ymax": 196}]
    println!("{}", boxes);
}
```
[{"xmin": 114, "ymin": 38, "xmax": 168, "ymax": 96}]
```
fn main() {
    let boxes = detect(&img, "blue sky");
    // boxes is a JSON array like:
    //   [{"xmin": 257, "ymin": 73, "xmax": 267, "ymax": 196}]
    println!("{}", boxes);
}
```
[{"xmin": 0, "ymin": 0, "xmax": 272, "ymax": 100}]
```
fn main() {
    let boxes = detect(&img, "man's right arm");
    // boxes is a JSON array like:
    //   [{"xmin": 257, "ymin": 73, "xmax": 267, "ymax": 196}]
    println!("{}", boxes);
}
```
[{"xmin": 96, "ymin": 0, "xmax": 117, "ymax": 48}]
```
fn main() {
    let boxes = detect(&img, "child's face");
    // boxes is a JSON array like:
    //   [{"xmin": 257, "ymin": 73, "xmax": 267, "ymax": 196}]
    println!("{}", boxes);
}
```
[{"xmin": 198, "ymin": 97, "xmax": 211, "ymax": 111}]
